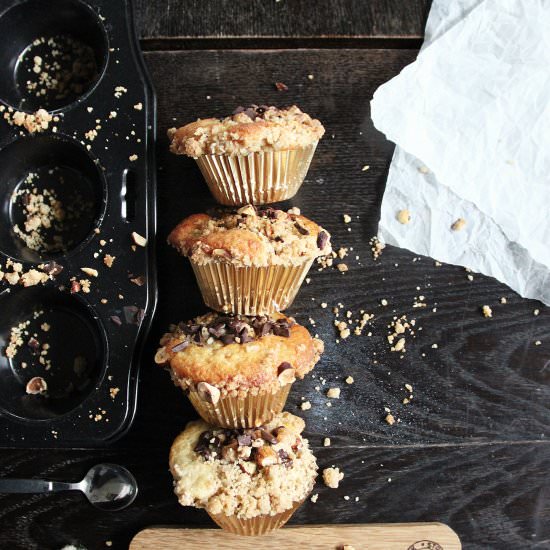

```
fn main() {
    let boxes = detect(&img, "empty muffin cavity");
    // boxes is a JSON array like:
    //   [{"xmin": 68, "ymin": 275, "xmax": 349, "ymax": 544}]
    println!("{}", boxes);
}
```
[
  {"xmin": 0, "ymin": 0, "xmax": 108, "ymax": 112},
  {"xmin": 0, "ymin": 134, "xmax": 106, "ymax": 262},
  {"xmin": 0, "ymin": 287, "xmax": 106, "ymax": 420}
]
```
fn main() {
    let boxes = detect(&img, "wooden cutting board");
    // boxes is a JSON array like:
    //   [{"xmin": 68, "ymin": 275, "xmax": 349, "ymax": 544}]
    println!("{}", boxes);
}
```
[{"xmin": 130, "ymin": 523, "xmax": 461, "ymax": 549}]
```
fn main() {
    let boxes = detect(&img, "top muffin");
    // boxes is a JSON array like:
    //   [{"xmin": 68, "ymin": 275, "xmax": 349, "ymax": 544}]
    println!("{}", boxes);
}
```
[
  {"xmin": 168, "ymin": 205, "xmax": 332, "ymax": 268},
  {"xmin": 167, "ymin": 105, "xmax": 325, "ymax": 157}
]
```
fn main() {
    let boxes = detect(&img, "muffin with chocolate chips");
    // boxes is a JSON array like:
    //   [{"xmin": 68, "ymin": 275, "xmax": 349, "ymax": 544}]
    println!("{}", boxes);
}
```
[
  {"xmin": 155, "ymin": 311, "xmax": 324, "ymax": 428},
  {"xmin": 168, "ymin": 205, "xmax": 331, "ymax": 315},
  {"xmin": 167, "ymin": 105, "xmax": 325, "ymax": 205},
  {"xmin": 169, "ymin": 411, "xmax": 317, "ymax": 535}
]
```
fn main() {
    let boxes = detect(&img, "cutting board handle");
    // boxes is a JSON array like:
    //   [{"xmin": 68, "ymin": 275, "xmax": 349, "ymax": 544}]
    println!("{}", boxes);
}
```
[{"xmin": 130, "ymin": 522, "xmax": 461, "ymax": 549}]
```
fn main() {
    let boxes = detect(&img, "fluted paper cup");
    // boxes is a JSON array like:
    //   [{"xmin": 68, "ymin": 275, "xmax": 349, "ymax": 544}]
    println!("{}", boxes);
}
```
[
  {"xmin": 187, "ymin": 384, "xmax": 291, "ymax": 429},
  {"xmin": 207, "ymin": 499, "xmax": 304, "ymax": 536},
  {"xmin": 190, "ymin": 259, "xmax": 314, "ymax": 315},
  {"xmin": 195, "ymin": 144, "xmax": 318, "ymax": 206}
]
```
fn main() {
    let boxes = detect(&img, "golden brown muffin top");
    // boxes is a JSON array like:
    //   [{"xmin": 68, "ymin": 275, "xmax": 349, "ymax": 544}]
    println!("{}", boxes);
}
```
[
  {"xmin": 155, "ymin": 311, "xmax": 324, "ymax": 397},
  {"xmin": 169, "ymin": 411, "xmax": 317, "ymax": 518},
  {"xmin": 167, "ymin": 105, "xmax": 325, "ymax": 157},
  {"xmin": 168, "ymin": 205, "xmax": 332, "ymax": 268}
]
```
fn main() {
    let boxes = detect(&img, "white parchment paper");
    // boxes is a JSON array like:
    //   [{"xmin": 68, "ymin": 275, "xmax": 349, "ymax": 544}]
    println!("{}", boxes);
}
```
[{"xmin": 370, "ymin": 0, "xmax": 550, "ymax": 304}]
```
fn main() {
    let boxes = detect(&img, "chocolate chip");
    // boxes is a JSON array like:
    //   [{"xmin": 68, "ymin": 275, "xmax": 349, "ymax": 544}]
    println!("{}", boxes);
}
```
[
  {"xmin": 260, "ymin": 322, "xmax": 273, "ymax": 336},
  {"xmin": 294, "ymin": 222, "xmax": 309, "ymax": 235},
  {"xmin": 208, "ymin": 323, "xmax": 226, "ymax": 338},
  {"xmin": 273, "ymin": 324, "xmax": 290, "ymax": 338},
  {"xmin": 233, "ymin": 106, "xmax": 245, "ymax": 115},
  {"xmin": 221, "ymin": 334, "xmax": 236, "ymax": 345},
  {"xmin": 317, "ymin": 230, "xmax": 329, "ymax": 250},
  {"xmin": 278, "ymin": 449, "xmax": 292, "ymax": 466},
  {"xmin": 239, "ymin": 328, "xmax": 253, "ymax": 344},
  {"xmin": 171, "ymin": 340, "xmax": 189, "ymax": 353},
  {"xmin": 181, "ymin": 323, "xmax": 200, "ymax": 335},
  {"xmin": 260, "ymin": 429, "xmax": 278, "ymax": 444},
  {"xmin": 110, "ymin": 315, "xmax": 122, "ymax": 326},
  {"xmin": 237, "ymin": 434, "xmax": 252, "ymax": 446}
]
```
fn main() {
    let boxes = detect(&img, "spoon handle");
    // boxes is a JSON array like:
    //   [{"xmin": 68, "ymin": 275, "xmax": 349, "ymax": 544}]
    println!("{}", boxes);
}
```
[{"xmin": 0, "ymin": 478, "xmax": 79, "ymax": 493}]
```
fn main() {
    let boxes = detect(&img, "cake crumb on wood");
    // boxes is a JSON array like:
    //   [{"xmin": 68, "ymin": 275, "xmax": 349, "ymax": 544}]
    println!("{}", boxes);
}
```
[{"xmin": 323, "ymin": 467, "xmax": 344, "ymax": 488}]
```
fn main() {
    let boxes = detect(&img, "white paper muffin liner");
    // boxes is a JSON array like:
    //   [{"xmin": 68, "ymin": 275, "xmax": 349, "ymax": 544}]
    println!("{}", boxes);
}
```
[
  {"xmin": 187, "ymin": 384, "xmax": 292, "ymax": 429},
  {"xmin": 195, "ymin": 144, "xmax": 318, "ymax": 206},
  {"xmin": 190, "ymin": 259, "xmax": 314, "ymax": 315}
]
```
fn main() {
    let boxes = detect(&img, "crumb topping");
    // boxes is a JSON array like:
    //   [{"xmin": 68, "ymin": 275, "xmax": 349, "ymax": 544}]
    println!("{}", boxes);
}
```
[
  {"xmin": 168, "ymin": 205, "xmax": 331, "ymax": 268},
  {"xmin": 168, "ymin": 105, "xmax": 325, "ymax": 157},
  {"xmin": 170, "ymin": 412, "xmax": 317, "ymax": 519}
]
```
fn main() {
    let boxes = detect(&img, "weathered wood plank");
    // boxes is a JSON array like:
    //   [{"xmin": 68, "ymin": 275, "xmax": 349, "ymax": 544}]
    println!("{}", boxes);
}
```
[
  {"xmin": 132, "ymin": 49, "xmax": 550, "ymax": 450},
  {"xmin": 134, "ymin": 0, "xmax": 431, "ymax": 40},
  {"xmin": 0, "ymin": 442, "xmax": 548, "ymax": 549}
]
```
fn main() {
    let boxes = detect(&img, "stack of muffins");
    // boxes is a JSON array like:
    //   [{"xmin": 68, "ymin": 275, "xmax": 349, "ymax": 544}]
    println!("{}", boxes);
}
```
[{"xmin": 155, "ymin": 105, "xmax": 329, "ymax": 536}]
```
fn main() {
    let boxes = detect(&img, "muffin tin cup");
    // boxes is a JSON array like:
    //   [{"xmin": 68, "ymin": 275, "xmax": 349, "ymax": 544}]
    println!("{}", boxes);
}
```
[
  {"xmin": 190, "ymin": 259, "xmax": 314, "ymax": 315},
  {"xmin": 207, "ymin": 499, "xmax": 304, "ymax": 536},
  {"xmin": 195, "ymin": 143, "xmax": 318, "ymax": 206},
  {"xmin": 187, "ymin": 383, "xmax": 292, "ymax": 429},
  {"xmin": 0, "ymin": 0, "xmax": 157, "ymax": 447}
]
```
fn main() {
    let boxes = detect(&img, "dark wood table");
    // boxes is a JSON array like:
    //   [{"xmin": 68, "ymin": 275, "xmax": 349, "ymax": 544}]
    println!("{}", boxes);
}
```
[{"xmin": 1, "ymin": 2, "xmax": 549, "ymax": 549}]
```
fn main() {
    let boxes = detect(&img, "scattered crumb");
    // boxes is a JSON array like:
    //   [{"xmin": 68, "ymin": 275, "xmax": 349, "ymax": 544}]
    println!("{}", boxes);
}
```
[
  {"xmin": 418, "ymin": 165, "xmax": 430, "ymax": 174},
  {"xmin": 396, "ymin": 209, "xmax": 411, "ymax": 224},
  {"xmin": 301, "ymin": 401, "xmax": 311, "ymax": 411},
  {"xmin": 535, "ymin": 340, "xmax": 542, "ymax": 346},
  {"xmin": 451, "ymin": 218, "xmax": 466, "ymax": 231},
  {"xmin": 345, "ymin": 376, "xmax": 354, "ymax": 385},
  {"xmin": 103, "ymin": 254, "xmax": 115, "ymax": 268},
  {"xmin": 323, "ymin": 467, "xmax": 344, "ymax": 489},
  {"xmin": 81, "ymin": 267, "xmax": 98, "ymax": 277},
  {"xmin": 369, "ymin": 236, "xmax": 385, "ymax": 260},
  {"xmin": 336, "ymin": 263, "xmax": 348, "ymax": 273},
  {"xmin": 500, "ymin": 297, "xmax": 507, "ymax": 304},
  {"xmin": 310, "ymin": 493, "xmax": 318, "ymax": 503},
  {"xmin": 385, "ymin": 413, "xmax": 396, "ymax": 426},
  {"xmin": 343, "ymin": 214, "xmax": 352, "ymax": 224},
  {"xmin": 109, "ymin": 387, "xmax": 120, "ymax": 399},
  {"xmin": 134, "ymin": 103, "xmax": 143, "ymax": 111},
  {"xmin": 362, "ymin": 165, "xmax": 370, "ymax": 171},
  {"xmin": 129, "ymin": 154, "xmax": 138, "ymax": 162},
  {"xmin": 482, "ymin": 305, "xmax": 493, "ymax": 318},
  {"xmin": 327, "ymin": 387, "xmax": 341, "ymax": 399},
  {"xmin": 131, "ymin": 231, "xmax": 147, "ymax": 247},
  {"xmin": 380, "ymin": 299, "xmax": 388, "ymax": 306},
  {"xmin": 323, "ymin": 437, "xmax": 331, "ymax": 447},
  {"xmin": 534, "ymin": 309, "xmax": 540, "ymax": 316}
]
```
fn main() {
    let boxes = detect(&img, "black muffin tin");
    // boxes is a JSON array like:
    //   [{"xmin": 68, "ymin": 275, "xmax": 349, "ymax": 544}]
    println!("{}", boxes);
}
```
[{"xmin": 0, "ymin": 0, "xmax": 156, "ymax": 446}]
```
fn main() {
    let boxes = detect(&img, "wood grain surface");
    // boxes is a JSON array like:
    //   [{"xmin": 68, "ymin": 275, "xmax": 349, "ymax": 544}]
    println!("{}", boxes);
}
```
[
  {"xmin": 130, "ymin": 523, "xmax": 461, "ymax": 549},
  {"xmin": 0, "ymin": 5, "xmax": 549, "ymax": 550},
  {"xmin": 135, "ymin": 0, "xmax": 431, "ymax": 41}
]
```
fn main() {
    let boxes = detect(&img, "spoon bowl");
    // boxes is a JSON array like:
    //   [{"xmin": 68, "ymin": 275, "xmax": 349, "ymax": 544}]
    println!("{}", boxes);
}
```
[
  {"xmin": 79, "ymin": 463, "xmax": 138, "ymax": 511},
  {"xmin": 0, "ymin": 462, "xmax": 138, "ymax": 511}
]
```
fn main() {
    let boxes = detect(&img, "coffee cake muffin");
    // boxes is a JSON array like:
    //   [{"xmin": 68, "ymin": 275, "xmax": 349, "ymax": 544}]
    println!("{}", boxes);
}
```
[
  {"xmin": 167, "ymin": 105, "xmax": 325, "ymax": 205},
  {"xmin": 169, "ymin": 411, "xmax": 317, "ymax": 535},
  {"xmin": 155, "ymin": 311, "xmax": 324, "ymax": 428},
  {"xmin": 168, "ymin": 205, "xmax": 331, "ymax": 315}
]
